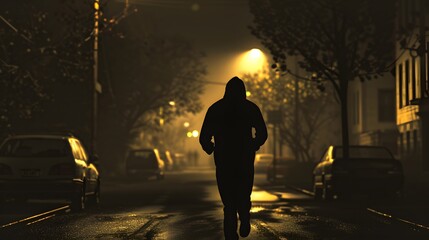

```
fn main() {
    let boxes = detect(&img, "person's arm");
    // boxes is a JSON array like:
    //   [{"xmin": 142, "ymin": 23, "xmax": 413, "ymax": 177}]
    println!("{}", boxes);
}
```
[
  {"xmin": 253, "ymin": 106, "xmax": 268, "ymax": 151},
  {"xmin": 199, "ymin": 107, "xmax": 215, "ymax": 155}
]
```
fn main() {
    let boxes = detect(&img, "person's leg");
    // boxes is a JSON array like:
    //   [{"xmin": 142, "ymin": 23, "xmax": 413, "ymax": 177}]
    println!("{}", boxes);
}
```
[
  {"xmin": 216, "ymin": 166, "xmax": 239, "ymax": 240},
  {"xmin": 237, "ymin": 161, "xmax": 254, "ymax": 237}
]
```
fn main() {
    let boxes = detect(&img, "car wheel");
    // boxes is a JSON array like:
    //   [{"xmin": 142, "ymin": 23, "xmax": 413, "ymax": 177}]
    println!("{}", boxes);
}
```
[
  {"xmin": 88, "ymin": 181, "xmax": 100, "ymax": 206},
  {"xmin": 71, "ymin": 185, "xmax": 85, "ymax": 211},
  {"xmin": 0, "ymin": 195, "xmax": 5, "ymax": 210},
  {"xmin": 157, "ymin": 173, "xmax": 164, "ymax": 180},
  {"xmin": 322, "ymin": 182, "xmax": 334, "ymax": 200},
  {"xmin": 313, "ymin": 185, "xmax": 323, "ymax": 200}
]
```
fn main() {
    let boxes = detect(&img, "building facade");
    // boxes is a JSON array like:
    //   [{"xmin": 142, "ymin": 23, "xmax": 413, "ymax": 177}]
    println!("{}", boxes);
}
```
[
  {"xmin": 395, "ymin": 0, "xmax": 429, "ymax": 181},
  {"xmin": 348, "ymin": 76, "xmax": 398, "ymax": 156}
]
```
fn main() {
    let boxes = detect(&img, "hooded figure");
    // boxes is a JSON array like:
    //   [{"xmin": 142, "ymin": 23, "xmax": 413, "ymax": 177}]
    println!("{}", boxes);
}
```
[{"xmin": 200, "ymin": 76, "xmax": 267, "ymax": 240}]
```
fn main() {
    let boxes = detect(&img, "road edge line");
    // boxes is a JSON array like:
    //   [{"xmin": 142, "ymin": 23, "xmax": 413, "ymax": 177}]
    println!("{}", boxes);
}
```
[{"xmin": 367, "ymin": 208, "xmax": 429, "ymax": 231}]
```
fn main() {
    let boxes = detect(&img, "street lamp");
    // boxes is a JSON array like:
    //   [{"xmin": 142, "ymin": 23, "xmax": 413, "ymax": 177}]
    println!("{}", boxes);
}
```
[
  {"xmin": 91, "ymin": 0, "xmax": 102, "ymax": 155},
  {"xmin": 186, "ymin": 130, "xmax": 199, "ymax": 138},
  {"xmin": 191, "ymin": 130, "xmax": 199, "ymax": 138},
  {"xmin": 235, "ymin": 48, "xmax": 268, "ymax": 74}
]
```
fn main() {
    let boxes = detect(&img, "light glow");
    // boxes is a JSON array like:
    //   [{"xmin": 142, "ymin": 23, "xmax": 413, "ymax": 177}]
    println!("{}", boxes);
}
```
[
  {"xmin": 235, "ymin": 48, "xmax": 267, "ymax": 74},
  {"xmin": 249, "ymin": 48, "xmax": 262, "ymax": 59},
  {"xmin": 192, "ymin": 130, "xmax": 199, "ymax": 138}
]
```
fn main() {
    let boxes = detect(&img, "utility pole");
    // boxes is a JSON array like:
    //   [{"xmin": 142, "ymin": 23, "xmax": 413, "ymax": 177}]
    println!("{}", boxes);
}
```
[
  {"xmin": 91, "ymin": 0, "xmax": 102, "ymax": 155},
  {"xmin": 294, "ymin": 58, "xmax": 300, "ymax": 162}
]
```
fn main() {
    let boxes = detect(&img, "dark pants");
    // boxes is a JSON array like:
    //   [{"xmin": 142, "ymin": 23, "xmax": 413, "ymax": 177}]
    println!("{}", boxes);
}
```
[{"xmin": 216, "ymin": 162, "xmax": 254, "ymax": 240}]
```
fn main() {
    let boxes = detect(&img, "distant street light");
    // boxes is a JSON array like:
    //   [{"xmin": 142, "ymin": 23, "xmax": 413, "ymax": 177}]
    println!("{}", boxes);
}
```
[
  {"xmin": 192, "ymin": 130, "xmax": 199, "ymax": 138},
  {"xmin": 186, "ymin": 130, "xmax": 199, "ymax": 138},
  {"xmin": 187, "ymin": 131, "xmax": 193, "ymax": 138}
]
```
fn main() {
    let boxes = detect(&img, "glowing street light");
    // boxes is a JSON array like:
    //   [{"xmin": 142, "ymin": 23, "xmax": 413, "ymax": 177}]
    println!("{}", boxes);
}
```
[
  {"xmin": 187, "ymin": 130, "xmax": 199, "ymax": 138},
  {"xmin": 183, "ymin": 122, "xmax": 190, "ymax": 128},
  {"xmin": 248, "ymin": 48, "xmax": 263, "ymax": 60},
  {"xmin": 192, "ymin": 130, "xmax": 199, "ymax": 138},
  {"xmin": 235, "ymin": 48, "xmax": 267, "ymax": 74}
]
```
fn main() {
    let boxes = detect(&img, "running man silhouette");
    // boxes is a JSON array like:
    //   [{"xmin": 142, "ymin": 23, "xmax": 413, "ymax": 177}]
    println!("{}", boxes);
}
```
[{"xmin": 200, "ymin": 76, "xmax": 268, "ymax": 239}]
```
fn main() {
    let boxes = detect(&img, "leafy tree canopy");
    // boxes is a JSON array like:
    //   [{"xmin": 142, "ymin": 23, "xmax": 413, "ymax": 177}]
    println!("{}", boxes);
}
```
[{"xmin": 249, "ymin": 0, "xmax": 396, "ymax": 158}]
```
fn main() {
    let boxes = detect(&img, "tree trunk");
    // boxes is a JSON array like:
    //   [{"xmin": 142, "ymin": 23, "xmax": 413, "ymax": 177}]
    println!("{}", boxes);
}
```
[{"xmin": 340, "ymin": 81, "xmax": 350, "ymax": 159}]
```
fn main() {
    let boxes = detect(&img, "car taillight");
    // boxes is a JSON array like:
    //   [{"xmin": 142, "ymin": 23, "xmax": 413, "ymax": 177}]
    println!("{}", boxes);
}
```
[
  {"xmin": 0, "ymin": 163, "xmax": 12, "ymax": 175},
  {"xmin": 49, "ymin": 163, "xmax": 75, "ymax": 176}
]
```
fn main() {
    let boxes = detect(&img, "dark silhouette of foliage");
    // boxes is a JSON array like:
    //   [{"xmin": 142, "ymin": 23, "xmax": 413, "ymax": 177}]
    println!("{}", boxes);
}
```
[
  {"xmin": 249, "ymin": 0, "xmax": 396, "ymax": 158},
  {"xmin": 99, "ymin": 12, "xmax": 207, "ymax": 170},
  {"xmin": 0, "ymin": 1, "xmax": 94, "ymax": 138}
]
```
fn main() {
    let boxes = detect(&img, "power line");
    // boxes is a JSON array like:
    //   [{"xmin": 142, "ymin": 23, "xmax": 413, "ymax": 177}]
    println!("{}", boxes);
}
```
[{"xmin": 126, "ymin": 0, "xmax": 248, "ymax": 8}]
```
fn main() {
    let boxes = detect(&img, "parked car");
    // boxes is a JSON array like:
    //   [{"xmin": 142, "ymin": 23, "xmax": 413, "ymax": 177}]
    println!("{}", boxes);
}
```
[
  {"xmin": 0, "ymin": 134, "xmax": 100, "ymax": 211},
  {"xmin": 125, "ymin": 148, "xmax": 165, "ymax": 180},
  {"xmin": 158, "ymin": 150, "xmax": 174, "ymax": 171},
  {"xmin": 266, "ymin": 156, "xmax": 293, "ymax": 183},
  {"xmin": 313, "ymin": 145, "xmax": 403, "ymax": 200},
  {"xmin": 254, "ymin": 153, "xmax": 273, "ymax": 173},
  {"xmin": 172, "ymin": 152, "xmax": 185, "ymax": 169}
]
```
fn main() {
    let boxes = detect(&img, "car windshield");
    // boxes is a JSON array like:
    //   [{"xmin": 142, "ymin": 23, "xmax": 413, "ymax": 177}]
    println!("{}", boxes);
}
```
[
  {"xmin": 158, "ymin": 151, "xmax": 166, "ymax": 160},
  {"xmin": 0, "ymin": 138, "xmax": 71, "ymax": 158},
  {"xmin": 127, "ymin": 151, "xmax": 158, "ymax": 168},
  {"xmin": 334, "ymin": 147, "xmax": 392, "ymax": 159}
]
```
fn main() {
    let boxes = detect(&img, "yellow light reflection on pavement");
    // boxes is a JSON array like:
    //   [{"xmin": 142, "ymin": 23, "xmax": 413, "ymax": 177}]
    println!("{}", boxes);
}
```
[
  {"xmin": 251, "ymin": 190, "xmax": 278, "ymax": 202},
  {"xmin": 250, "ymin": 206, "xmax": 266, "ymax": 213}
]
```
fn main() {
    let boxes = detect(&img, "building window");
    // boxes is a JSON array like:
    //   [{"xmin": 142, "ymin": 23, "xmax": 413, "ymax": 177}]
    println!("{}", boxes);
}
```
[
  {"xmin": 412, "ymin": 57, "xmax": 416, "ymax": 100},
  {"xmin": 378, "ymin": 89, "xmax": 395, "ymax": 122},
  {"xmin": 405, "ymin": 59, "xmax": 410, "ymax": 106},
  {"xmin": 426, "ymin": 42, "xmax": 429, "ymax": 95},
  {"xmin": 399, "ymin": 133, "xmax": 404, "ymax": 157},
  {"xmin": 399, "ymin": 63, "xmax": 403, "ymax": 108},
  {"xmin": 406, "ymin": 131, "xmax": 411, "ymax": 156},
  {"xmin": 413, "ymin": 129, "xmax": 419, "ymax": 153}
]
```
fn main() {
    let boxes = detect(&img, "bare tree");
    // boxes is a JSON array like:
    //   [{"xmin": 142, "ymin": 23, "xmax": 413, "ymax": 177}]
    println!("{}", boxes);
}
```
[{"xmin": 242, "ymin": 67, "xmax": 338, "ymax": 162}]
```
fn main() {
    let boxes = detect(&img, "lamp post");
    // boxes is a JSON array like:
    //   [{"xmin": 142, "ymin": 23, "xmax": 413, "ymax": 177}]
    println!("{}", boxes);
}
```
[{"xmin": 91, "ymin": 0, "xmax": 102, "ymax": 155}]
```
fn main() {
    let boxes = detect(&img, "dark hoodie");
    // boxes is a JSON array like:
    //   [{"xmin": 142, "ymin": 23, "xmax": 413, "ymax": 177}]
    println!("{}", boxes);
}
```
[{"xmin": 199, "ymin": 77, "xmax": 268, "ymax": 166}]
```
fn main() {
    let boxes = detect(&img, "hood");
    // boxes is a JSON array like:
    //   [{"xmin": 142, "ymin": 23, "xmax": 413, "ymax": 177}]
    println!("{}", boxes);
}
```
[{"xmin": 223, "ymin": 76, "xmax": 246, "ymax": 101}]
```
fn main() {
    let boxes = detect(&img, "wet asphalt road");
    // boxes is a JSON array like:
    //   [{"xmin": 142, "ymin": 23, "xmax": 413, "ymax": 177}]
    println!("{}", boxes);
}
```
[{"xmin": 1, "ymin": 166, "xmax": 429, "ymax": 240}]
